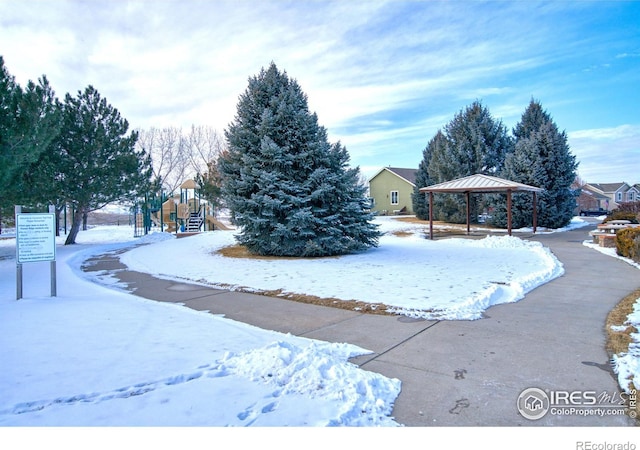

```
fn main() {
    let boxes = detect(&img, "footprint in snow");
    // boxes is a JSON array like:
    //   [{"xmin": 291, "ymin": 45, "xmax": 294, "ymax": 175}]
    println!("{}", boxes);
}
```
[{"xmin": 237, "ymin": 400, "xmax": 279, "ymax": 426}]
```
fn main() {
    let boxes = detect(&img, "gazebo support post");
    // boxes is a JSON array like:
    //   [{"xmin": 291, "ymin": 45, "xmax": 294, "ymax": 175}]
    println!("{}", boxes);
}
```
[
  {"xmin": 532, "ymin": 191, "xmax": 538, "ymax": 233},
  {"xmin": 507, "ymin": 189, "xmax": 512, "ymax": 236},
  {"xmin": 429, "ymin": 192, "xmax": 434, "ymax": 240},
  {"xmin": 465, "ymin": 191, "xmax": 470, "ymax": 235}
]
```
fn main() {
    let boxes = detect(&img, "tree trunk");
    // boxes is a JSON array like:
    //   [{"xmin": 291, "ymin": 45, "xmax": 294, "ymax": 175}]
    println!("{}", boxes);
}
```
[
  {"xmin": 82, "ymin": 212, "xmax": 88, "ymax": 231},
  {"xmin": 65, "ymin": 206, "xmax": 86, "ymax": 245},
  {"xmin": 55, "ymin": 207, "xmax": 62, "ymax": 237}
]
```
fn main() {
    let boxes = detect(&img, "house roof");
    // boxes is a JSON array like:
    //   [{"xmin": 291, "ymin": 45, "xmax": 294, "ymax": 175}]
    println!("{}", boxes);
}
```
[
  {"xmin": 419, "ymin": 174, "xmax": 543, "ymax": 193},
  {"xmin": 580, "ymin": 185, "xmax": 610, "ymax": 201},
  {"xmin": 588, "ymin": 182, "xmax": 630, "ymax": 193},
  {"xmin": 369, "ymin": 167, "xmax": 417, "ymax": 186}
]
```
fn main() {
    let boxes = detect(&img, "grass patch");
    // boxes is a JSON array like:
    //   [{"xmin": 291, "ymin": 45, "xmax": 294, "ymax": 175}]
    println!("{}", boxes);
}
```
[
  {"xmin": 219, "ymin": 245, "xmax": 291, "ymax": 260},
  {"xmin": 606, "ymin": 289, "xmax": 640, "ymax": 355},
  {"xmin": 605, "ymin": 287, "xmax": 640, "ymax": 422},
  {"xmin": 391, "ymin": 230, "xmax": 415, "ymax": 237},
  {"xmin": 218, "ymin": 244, "xmax": 338, "ymax": 260},
  {"xmin": 392, "ymin": 216, "xmax": 507, "ymax": 238},
  {"xmin": 261, "ymin": 289, "xmax": 393, "ymax": 315},
  {"xmin": 209, "ymin": 282, "xmax": 393, "ymax": 315}
]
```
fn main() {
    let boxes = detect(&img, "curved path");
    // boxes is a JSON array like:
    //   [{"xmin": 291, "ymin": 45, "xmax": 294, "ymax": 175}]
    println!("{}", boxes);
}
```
[{"xmin": 83, "ymin": 221, "xmax": 640, "ymax": 426}]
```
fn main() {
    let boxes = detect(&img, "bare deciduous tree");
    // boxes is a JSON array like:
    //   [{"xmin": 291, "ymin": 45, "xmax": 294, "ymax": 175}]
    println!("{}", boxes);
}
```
[
  {"xmin": 137, "ymin": 127, "xmax": 189, "ymax": 194},
  {"xmin": 185, "ymin": 125, "xmax": 226, "ymax": 177},
  {"xmin": 138, "ymin": 125, "xmax": 226, "ymax": 197}
]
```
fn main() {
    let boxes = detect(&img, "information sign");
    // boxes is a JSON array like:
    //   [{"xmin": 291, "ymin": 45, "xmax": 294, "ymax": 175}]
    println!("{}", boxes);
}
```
[{"xmin": 16, "ymin": 213, "xmax": 56, "ymax": 263}]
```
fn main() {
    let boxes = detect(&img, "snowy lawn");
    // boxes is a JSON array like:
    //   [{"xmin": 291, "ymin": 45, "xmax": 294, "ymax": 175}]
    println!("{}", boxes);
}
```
[
  {"xmin": 0, "ymin": 228, "xmax": 400, "ymax": 427},
  {"xmin": 0, "ymin": 216, "xmax": 581, "ymax": 427},
  {"xmin": 119, "ymin": 216, "xmax": 567, "ymax": 320}
]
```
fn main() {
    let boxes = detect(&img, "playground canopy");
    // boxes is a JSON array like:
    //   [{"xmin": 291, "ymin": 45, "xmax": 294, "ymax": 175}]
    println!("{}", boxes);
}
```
[
  {"xmin": 180, "ymin": 179, "xmax": 200, "ymax": 190},
  {"xmin": 418, "ymin": 174, "xmax": 544, "ymax": 239}
]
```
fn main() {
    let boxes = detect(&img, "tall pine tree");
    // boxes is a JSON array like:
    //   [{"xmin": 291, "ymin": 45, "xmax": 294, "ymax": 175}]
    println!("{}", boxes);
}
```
[
  {"xmin": 425, "ymin": 101, "xmax": 513, "ymax": 223},
  {"xmin": 0, "ymin": 57, "xmax": 20, "ymax": 196},
  {"xmin": 219, "ymin": 63, "xmax": 379, "ymax": 257},
  {"xmin": 411, "ymin": 130, "xmax": 445, "ymax": 220},
  {"xmin": 492, "ymin": 100, "xmax": 578, "ymax": 229},
  {"xmin": 0, "ymin": 57, "xmax": 61, "ymax": 212},
  {"xmin": 56, "ymin": 86, "xmax": 153, "ymax": 244}
]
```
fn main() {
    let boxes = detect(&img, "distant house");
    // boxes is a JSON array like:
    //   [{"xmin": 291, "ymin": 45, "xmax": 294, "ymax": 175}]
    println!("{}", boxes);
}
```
[
  {"xmin": 368, "ymin": 167, "xmax": 417, "ymax": 215},
  {"xmin": 575, "ymin": 184, "xmax": 611, "ymax": 214},
  {"xmin": 582, "ymin": 182, "xmax": 639, "ymax": 211}
]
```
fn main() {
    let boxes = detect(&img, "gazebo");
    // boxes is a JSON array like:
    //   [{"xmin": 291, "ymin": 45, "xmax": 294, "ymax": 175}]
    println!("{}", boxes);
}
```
[{"xmin": 419, "ymin": 174, "xmax": 544, "ymax": 239}]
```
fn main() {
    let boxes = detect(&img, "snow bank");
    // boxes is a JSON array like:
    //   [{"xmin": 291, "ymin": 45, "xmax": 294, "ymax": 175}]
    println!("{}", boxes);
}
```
[
  {"xmin": 120, "ymin": 230, "xmax": 563, "ymax": 320},
  {"xmin": 612, "ymin": 298, "xmax": 640, "ymax": 394},
  {"xmin": 214, "ymin": 341, "xmax": 400, "ymax": 426}
]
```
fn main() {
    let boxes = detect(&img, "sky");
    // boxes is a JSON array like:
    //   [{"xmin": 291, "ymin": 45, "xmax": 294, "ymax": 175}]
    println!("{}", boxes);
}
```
[{"xmin": 0, "ymin": 0, "xmax": 638, "ymax": 184}]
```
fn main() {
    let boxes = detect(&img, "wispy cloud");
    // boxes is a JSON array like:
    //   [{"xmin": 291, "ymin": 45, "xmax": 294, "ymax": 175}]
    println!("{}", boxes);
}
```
[
  {"xmin": 568, "ymin": 125, "xmax": 640, "ymax": 183},
  {"xmin": 0, "ymin": 0, "xmax": 637, "ymax": 183},
  {"xmin": 616, "ymin": 52, "xmax": 640, "ymax": 59}
]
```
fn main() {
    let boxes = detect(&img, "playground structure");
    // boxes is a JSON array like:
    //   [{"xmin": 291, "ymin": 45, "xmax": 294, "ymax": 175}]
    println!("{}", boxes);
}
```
[{"xmin": 133, "ymin": 179, "xmax": 230, "ymax": 237}]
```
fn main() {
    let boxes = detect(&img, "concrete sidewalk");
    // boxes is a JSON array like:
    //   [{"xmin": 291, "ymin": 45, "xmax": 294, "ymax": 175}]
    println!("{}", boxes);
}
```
[{"xmin": 83, "ymin": 222, "xmax": 640, "ymax": 426}]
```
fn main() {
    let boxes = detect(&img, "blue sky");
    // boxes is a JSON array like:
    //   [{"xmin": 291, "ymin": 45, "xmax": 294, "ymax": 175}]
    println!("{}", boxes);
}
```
[{"xmin": 1, "ymin": 0, "xmax": 638, "ymax": 183}]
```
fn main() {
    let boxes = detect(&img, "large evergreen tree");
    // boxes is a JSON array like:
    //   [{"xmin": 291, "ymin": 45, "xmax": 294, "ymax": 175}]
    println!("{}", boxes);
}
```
[
  {"xmin": 411, "ymin": 130, "xmax": 445, "ymax": 220},
  {"xmin": 0, "ymin": 56, "xmax": 20, "ymax": 196},
  {"xmin": 425, "ymin": 101, "xmax": 513, "ymax": 223},
  {"xmin": 56, "ymin": 86, "xmax": 153, "ymax": 244},
  {"xmin": 0, "ymin": 57, "xmax": 61, "ymax": 212},
  {"xmin": 492, "ymin": 100, "xmax": 578, "ymax": 229},
  {"xmin": 10, "ymin": 79, "xmax": 62, "ymax": 204},
  {"xmin": 219, "ymin": 63, "xmax": 379, "ymax": 257}
]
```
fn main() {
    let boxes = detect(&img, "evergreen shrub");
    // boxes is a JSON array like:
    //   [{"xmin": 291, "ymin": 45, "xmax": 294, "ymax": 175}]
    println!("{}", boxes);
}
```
[
  {"xmin": 615, "ymin": 228, "xmax": 640, "ymax": 258},
  {"xmin": 604, "ymin": 211, "xmax": 639, "ymax": 224},
  {"xmin": 633, "ymin": 236, "xmax": 640, "ymax": 264}
]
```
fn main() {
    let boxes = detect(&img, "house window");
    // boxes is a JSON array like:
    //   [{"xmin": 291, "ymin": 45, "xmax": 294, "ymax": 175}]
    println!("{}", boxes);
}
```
[
  {"xmin": 629, "ymin": 192, "xmax": 636, "ymax": 202},
  {"xmin": 390, "ymin": 191, "xmax": 399, "ymax": 205},
  {"xmin": 617, "ymin": 192, "xmax": 622, "ymax": 202}
]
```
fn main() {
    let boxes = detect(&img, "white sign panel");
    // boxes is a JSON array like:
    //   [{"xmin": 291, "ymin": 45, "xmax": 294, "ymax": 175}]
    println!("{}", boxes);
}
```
[{"xmin": 16, "ymin": 213, "xmax": 56, "ymax": 263}]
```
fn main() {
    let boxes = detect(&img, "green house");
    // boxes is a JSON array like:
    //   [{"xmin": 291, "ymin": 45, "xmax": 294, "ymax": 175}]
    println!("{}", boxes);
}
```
[{"xmin": 368, "ymin": 167, "xmax": 417, "ymax": 215}]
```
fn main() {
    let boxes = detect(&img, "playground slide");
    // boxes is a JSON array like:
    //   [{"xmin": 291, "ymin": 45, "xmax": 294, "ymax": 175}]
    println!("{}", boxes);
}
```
[
  {"xmin": 149, "ymin": 210, "xmax": 229, "ymax": 232},
  {"xmin": 206, "ymin": 215, "xmax": 232, "ymax": 230},
  {"xmin": 151, "ymin": 212, "xmax": 176, "ymax": 232}
]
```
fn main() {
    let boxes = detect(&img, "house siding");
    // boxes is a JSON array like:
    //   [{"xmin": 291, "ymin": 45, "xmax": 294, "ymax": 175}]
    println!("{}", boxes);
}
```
[
  {"xmin": 583, "ymin": 182, "xmax": 640, "ymax": 211},
  {"xmin": 369, "ymin": 169, "xmax": 415, "ymax": 215}
]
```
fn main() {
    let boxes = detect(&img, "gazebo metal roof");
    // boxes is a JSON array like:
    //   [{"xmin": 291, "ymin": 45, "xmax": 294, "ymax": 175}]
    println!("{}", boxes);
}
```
[
  {"xmin": 418, "ymin": 174, "xmax": 544, "ymax": 239},
  {"xmin": 419, "ymin": 174, "xmax": 543, "ymax": 194}
]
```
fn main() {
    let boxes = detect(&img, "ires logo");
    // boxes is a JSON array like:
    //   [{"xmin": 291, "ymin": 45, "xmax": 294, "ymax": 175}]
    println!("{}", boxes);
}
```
[
  {"xmin": 548, "ymin": 390, "xmax": 599, "ymax": 405},
  {"xmin": 517, "ymin": 387, "xmax": 636, "ymax": 420}
]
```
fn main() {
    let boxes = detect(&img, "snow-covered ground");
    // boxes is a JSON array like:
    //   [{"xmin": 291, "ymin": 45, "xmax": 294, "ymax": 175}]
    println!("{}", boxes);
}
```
[
  {"xmin": 583, "ymin": 240, "xmax": 640, "ymax": 396},
  {"xmin": 0, "ymin": 226, "xmax": 400, "ymax": 427},
  {"xmin": 117, "ymin": 217, "xmax": 567, "ymax": 320},
  {"xmin": 2, "ymin": 214, "xmax": 638, "ymax": 438}
]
